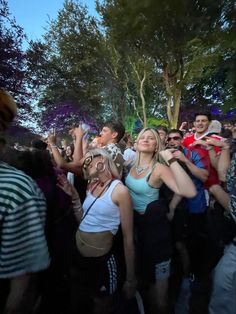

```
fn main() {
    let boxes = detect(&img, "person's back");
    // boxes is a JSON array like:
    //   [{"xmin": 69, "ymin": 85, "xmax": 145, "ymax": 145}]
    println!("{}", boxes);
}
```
[
  {"xmin": 0, "ymin": 162, "xmax": 49, "ymax": 277},
  {"xmin": 0, "ymin": 90, "xmax": 50, "ymax": 314},
  {"xmin": 0, "ymin": 161, "xmax": 50, "ymax": 312}
]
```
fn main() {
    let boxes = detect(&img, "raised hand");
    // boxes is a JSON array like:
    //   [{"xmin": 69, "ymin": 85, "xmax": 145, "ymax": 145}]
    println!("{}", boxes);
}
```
[
  {"xmin": 47, "ymin": 133, "xmax": 57, "ymax": 145},
  {"xmin": 172, "ymin": 149, "xmax": 187, "ymax": 163}
]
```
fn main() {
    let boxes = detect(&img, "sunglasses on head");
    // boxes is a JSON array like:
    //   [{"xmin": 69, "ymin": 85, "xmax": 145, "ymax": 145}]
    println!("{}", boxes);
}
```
[
  {"xmin": 167, "ymin": 136, "xmax": 181, "ymax": 142},
  {"xmin": 83, "ymin": 154, "xmax": 101, "ymax": 169}
]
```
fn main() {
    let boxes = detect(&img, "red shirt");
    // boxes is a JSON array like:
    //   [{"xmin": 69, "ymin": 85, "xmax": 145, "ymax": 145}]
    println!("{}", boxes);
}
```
[
  {"xmin": 182, "ymin": 133, "xmax": 222, "ymax": 153},
  {"xmin": 182, "ymin": 133, "xmax": 222, "ymax": 188}
]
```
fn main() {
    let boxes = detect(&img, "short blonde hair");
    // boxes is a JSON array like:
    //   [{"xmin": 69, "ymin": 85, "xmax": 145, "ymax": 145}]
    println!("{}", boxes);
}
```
[{"xmin": 134, "ymin": 127, "xmax": 163, "ymax": 166}]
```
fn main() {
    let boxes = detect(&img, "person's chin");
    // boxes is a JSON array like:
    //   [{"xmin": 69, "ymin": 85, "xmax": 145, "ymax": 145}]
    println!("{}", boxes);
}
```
[
  {"xmin": 140, "ymin": 148, "xmax": 154, "ymax": 153},
  {"xmin": 197, "ymin": 129, "xmax": 205, "ymax": 133}
]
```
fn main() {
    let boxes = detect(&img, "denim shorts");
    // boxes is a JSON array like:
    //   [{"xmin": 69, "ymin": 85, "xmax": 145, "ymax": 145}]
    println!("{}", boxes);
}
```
[{"xmin": 155, "ymin": 259, "xmax": 171, "ymax": 280}]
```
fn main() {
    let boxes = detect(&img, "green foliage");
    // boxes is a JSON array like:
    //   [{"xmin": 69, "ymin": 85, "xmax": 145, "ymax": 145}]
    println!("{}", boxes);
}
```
[
  {"xmin": 124, "ymin": 115, "xmax": 136, "ymax": 135},
  {"xmin": 98, "ymin": 0, "xmax": 236, "ymax": 126},
  {"xmin": 2, "ymin": 0, "xmax": 236, "ymax": 134},
  {"xmin": 26, "ymin": 0, "xmax": 105, "ymax": 127},
  {"xmin": 0, "ymin": 0, "xmax": 29, "ymax": 106},
  {"xmin": 147, "ymin": 117, "xmax": 168, "ymax": 128}
]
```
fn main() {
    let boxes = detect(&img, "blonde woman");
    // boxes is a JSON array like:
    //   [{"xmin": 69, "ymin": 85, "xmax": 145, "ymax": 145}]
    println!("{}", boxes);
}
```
[{"xmin": 125, "ymin": 127, "xmax": 196, "ymax": 314}]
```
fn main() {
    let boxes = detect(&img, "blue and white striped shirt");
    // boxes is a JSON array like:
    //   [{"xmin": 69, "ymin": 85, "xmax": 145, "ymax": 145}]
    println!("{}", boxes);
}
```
[{"xmin": 0, "ymin": 162, "xmax": 50, "ymax": 278}]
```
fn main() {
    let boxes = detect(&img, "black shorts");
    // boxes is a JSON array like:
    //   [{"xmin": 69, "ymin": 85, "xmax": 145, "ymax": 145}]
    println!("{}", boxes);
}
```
[
  {"xmin": 74, "ymin": 250, "xmax": 118, "ymax": 297},
  {"xmin": 134, "ymin": 199, "xmax": 173, "ymax": 283},
  {"xmin": 172, "ymin": 206, "xmax": 188, "ymax": 242}
]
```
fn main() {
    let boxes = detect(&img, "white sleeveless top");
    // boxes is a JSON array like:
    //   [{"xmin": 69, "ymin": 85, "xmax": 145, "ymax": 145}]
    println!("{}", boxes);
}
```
[{"xmin": 79, "ymin": 180, "xmax": 121, "ymax": 235}]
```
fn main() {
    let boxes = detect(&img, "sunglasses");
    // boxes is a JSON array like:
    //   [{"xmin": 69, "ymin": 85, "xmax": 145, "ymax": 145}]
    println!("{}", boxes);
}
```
[
  {"xmin": 167, "ymin": 136, "xmax": 181, "ymax": 142},
  {"xmin": 83, "ymin": 154, "xmax": 101, "ymax": 169}
]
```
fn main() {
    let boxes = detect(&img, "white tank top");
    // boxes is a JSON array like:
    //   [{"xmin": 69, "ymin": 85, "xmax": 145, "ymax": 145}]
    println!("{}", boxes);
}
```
[{"xmin": 79, "ymin": 180, "xmax": 121, "ymax": 234}]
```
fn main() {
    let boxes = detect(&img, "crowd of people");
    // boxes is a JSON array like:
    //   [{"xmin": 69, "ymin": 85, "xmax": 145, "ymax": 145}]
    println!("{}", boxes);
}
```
[{"xmin": 0, "ymin": 89, "xmax": 236, "ymax": 314}]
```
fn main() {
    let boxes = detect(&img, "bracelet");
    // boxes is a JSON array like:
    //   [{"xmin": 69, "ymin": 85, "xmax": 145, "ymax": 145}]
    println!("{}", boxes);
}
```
[
  {"xmin": 73, "ymin": 206, "xmax": 83, "ymax": 213},
  {"xmin": 73, "ymin": 203, "xmax": 83, "ymax": 212},
  {"xmin": 167, "ymin": 157, "xmax": 177, "ymax": 165},
  {"xmin": 72, "ymin": 198, "xmax": 82, "ymax": 212},
  {"xmin": 50, "ymin": 144, "xmax": 58, "ymax": 148},
  {"xmin": 72, "ymin": 198, "xmax": 80, "ymax": 203}
]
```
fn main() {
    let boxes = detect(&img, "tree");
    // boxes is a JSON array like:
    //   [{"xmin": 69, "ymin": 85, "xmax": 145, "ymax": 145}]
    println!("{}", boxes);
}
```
[
  {"xmin": 26, "ymin": 0, "xmax": 105, "ymax": 130},
  {"xmin": 0, "ymin": 0, "xmax": 28, "ymax": 104},
  {"xmin": 98, "ymin": 0, "xmax": 234, "ymax": 127},
  {"xmin": 98, "ymin": 36, "xmax": 166, "ymax": 128}
]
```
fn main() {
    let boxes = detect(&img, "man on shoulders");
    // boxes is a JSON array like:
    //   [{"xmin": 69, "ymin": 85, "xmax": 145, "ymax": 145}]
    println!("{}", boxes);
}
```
[
  {"xmin": 182, "ymin": 112, "xmax": 222, "ymax": 189},
  {"xmin": 182, "ymin": 112, "xmax": 222, "ymax": 147}
]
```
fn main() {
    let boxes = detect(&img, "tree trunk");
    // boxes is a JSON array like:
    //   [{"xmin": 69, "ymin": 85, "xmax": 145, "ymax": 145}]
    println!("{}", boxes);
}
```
[
  {"xmin": 119, "ymin": 91, "xmax": 126, "ymax": 123},
  {"xmin": 167, "ymin": 88, "xmax": 181, "ymax": 128},
  {"xmin": 172, "ymin": 89, "xmax": 181, "ymax": 128},
  {"xmin": 163, "ymin": 62, "xmax": 182, "ymax": 128},
  {"xmin": 140, "ymin": 70, "xmax": 147, "ymax": 127}
]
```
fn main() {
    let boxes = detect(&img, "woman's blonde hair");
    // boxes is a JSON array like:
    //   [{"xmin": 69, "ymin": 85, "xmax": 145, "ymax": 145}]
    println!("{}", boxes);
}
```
[
  {"xmin": 84, "ymin": 148, "xmax": 120, "ymax": 179},
  {"xmin": 134, "ymin": 127, "xmax": 163, "ymax": 166}
]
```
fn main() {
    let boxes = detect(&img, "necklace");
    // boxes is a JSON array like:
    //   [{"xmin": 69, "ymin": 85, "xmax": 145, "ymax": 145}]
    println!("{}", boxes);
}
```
[
  {"xmin": 135, "ymin": 164, "xmax": 149, "ymax": 175},
  {"xmin": 92, "ymin": 178, "xmax": 107, "ymax": 187}
]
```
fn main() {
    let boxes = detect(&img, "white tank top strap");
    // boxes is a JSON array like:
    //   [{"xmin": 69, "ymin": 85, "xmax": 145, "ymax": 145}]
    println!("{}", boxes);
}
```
[{"xmin": 106, "ymin": 179, "xmax": 121, "ymax": 198}]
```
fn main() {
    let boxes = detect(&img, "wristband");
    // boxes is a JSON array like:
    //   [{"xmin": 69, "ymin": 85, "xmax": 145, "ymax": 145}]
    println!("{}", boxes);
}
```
[
  {"xmin": 50, "ymin": 144, "xmax": 58, "ymax": 148},
  {"xmin": 72, "ymin": 198, "xmax": 80, "ymax": 203},
  {"xmin": 167, "ymin": 157, "xmax": 177, "ymax": 165}
]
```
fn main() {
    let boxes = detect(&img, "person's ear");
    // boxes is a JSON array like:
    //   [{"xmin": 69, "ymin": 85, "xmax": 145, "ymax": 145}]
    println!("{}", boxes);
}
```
[{"xmin": 111, "ymin": 131, "xmax": 118, "ymax": 140}]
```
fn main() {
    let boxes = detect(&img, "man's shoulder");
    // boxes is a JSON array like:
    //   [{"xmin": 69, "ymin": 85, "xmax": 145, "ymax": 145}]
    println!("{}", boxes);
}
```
[
  {"xmin": 0, "ymin": 162, "xmax": 34, "ymax": 185},
  {"xmin": 106, "ymin": 143, "xmax": 123, "ymax": 158},
  {"xmin": 123, "ymin": 147, "xmax": 136, "ymax": 160},
  {"xmin": 105, "ymin": 143, "xmax": 124, "ymax": 175},
  {"xmin": 209, "ymin": 134, "xmax": 223, "ymax": 140},
  {"xmin": 0, "ymin": 162, "xmax": 43, "ymax": 199},
  {"xmin": 182, "ymin": 134, "xmax": 195, "ymax": 147}
]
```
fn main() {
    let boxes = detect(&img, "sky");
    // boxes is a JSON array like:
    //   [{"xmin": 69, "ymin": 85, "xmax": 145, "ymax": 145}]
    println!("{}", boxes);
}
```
[
  {"xmin": 6, "ymin": 0, "xmax": 99, "ymax": 133},
  {"xmin": 7, "ymin": 0, "xmax": 98, "ymax": 47}
]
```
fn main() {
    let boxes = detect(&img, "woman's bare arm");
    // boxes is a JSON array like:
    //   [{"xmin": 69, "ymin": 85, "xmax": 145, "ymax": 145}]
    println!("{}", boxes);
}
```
[
  {"xmin": 157, "ymin": 149, "xmax": 197, "ymax": 198},
  {"xmin": 113, "ymin": 184, "xmax": 136, "ymax": 298}
]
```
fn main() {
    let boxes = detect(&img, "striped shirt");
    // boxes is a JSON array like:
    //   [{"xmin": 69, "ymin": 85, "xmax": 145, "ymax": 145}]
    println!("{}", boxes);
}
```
[{"xmin": 0, "ymin": 162, "xmax": 50, "ymax": 278}]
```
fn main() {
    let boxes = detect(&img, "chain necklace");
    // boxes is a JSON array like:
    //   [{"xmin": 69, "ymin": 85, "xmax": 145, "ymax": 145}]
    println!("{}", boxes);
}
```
[{"xmin": 135, "ymin": 164, "xmax": 149, "ymax": 175}]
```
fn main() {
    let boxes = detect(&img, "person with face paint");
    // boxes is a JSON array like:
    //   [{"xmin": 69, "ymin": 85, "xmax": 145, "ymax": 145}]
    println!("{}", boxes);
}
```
[{"xmin": 58, "ymin": 148, "xmax": 136, "ymax": 314}]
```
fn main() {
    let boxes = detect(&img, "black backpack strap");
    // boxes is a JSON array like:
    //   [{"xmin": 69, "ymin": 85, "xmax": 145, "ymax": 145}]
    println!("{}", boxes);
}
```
[{"xmin": 80, "ymin": 180, "xmax": 113, "ymax": 224}]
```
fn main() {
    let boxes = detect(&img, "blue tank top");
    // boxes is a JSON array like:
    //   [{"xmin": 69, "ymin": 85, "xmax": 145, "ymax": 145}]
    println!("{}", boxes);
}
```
[{"xmin": 125, "ymin": 171, "xmax": 159, "ymax": 214}]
